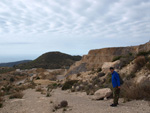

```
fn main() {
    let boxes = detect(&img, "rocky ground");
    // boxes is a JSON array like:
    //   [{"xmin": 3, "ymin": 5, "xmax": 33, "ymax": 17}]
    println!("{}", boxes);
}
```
[{"xmin": 0, "ymin": 88, "xmax": 150, "ymax": 113}]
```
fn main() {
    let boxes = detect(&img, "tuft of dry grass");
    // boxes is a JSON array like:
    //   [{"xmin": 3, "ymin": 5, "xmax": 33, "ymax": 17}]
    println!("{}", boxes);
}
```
[
  {"xmin": 9, "ymin": 92, "xmax": 24, "ymax": 99},
  {"xmin": 121, "ymin": 80, "xmax": 150, "ymax": 101}
]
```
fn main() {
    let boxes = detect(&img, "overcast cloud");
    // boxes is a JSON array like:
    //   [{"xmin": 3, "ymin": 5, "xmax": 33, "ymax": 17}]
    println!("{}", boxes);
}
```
[{"xmin": 0, "ymin": 0, "xmax": 150, "ymax": 62}]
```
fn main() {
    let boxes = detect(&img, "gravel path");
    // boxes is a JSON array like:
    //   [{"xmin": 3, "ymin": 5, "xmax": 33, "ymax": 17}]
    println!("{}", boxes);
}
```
[
  {"xmin": 50, "ymin": 89, "xmax": 150, "ymax": 113},
  {"xmin": 0, "ymin": 88, "xmax": 150, "ymax": 113}
]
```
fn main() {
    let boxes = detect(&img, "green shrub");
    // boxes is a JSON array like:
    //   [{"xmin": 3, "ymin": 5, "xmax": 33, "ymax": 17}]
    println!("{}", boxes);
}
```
[
  {"xmin": 112, "ymin": 56, "xmax": 122, "ymax": 62},
  {"xmin": 62, "ymin": 80, "xmax": 78, "ymax": 90},
  {"xmin": 52, "ymin": 83, "xmax": 57, "ymax": 87}
]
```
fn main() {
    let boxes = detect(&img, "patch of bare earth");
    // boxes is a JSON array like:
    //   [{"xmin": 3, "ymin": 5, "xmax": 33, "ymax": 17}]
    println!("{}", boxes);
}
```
[{"xmin": 0, "ymin": 88, "xmax": 150, "ymax": 113}]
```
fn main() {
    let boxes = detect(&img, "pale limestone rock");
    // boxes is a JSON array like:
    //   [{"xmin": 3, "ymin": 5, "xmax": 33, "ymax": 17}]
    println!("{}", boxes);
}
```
[
  {"xmin": 92, "ymin": 88, "xmax": 112, "ymax": 100},
  {"xmin": 102, "ymin": 60, "xmax": 121, "ymax": 73}
]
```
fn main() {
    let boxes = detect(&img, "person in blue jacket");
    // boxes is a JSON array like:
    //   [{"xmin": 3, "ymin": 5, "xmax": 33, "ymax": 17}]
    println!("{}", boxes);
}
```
[{"xmin": 110, "ymin": 67, "xmax": 120, "ymax": 107}]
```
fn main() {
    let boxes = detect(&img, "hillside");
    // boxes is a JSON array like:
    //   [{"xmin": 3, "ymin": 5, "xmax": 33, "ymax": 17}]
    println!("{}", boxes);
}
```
[
  {"xmin": 66, "ymin": 41, "xmax": 150, "ymax": 75},
  {"xmin": 16, "ymin": 52, "xmax": 82, "ymax": 69},
  {"xmin": 0, "ymin": 60, "xmax": 32, "ymax": 67}
]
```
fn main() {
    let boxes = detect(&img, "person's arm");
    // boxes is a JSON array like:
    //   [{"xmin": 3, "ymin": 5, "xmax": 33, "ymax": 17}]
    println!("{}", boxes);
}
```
[{"xmin": 115, "ymin": 72, "xmax": 120, "ymax": 88}]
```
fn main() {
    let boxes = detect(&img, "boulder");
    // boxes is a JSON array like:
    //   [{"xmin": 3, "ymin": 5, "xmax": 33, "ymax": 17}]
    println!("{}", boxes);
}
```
[
  {"xmin": 30, "ymin": 74, "xmax": 37, "ymax": 81},
  {"xmin": 92, "ymin": 88, "xmax": 112, "ymax": 100}
]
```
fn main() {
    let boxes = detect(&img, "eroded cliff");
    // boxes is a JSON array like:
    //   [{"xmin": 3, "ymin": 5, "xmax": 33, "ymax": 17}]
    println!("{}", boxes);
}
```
[{"xmin": 66, "ymin": 41, "xmax": 150, "ymax": 76}]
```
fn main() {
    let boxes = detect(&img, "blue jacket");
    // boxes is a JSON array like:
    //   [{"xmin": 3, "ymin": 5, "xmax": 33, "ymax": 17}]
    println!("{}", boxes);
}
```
[{"xmin": 111, "ymin": 71, "xmax": 120, "ymax": 88}]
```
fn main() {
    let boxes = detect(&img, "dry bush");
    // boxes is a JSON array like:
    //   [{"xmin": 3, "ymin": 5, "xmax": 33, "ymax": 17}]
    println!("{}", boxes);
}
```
[
  {"xmin": 0, "ymin": 92, "xmax": 5, "ymax": 96},
  {"xmin": 0, "ymin": 102, "xmax": 3, "ymax": 108},
  {"xmin": 62, "ymin": 80, "xmax": 78, "ymax": 90},
  {"xmin": 134, "ymin": 56, "xmax": 146, "ymax": 71},
  {"xmin": 146, "ymin": 63, "xmax": 150, "ymax": 70},
  {"xmin": 60, "ymin": 100, "xmax": 68, "ymax": 107},
  {"xmin": 121, "ymin": 80, "xmax": 150, "ymax": 100},
  {"xmin": 36, "ymin": 86, "xmax": 43, "ymax": 92},
  {"xmin": 0, "ymin": 97, "xmax": 3, "ymax": 103},
  {"xmin": 52, "ymin": 100, "xmax": 68, "ymax": 112},
  {"xmin": 112, "ymin": 56, "xmax": 122, "ymax": 62},
  {"xmin": 9, "ymin": 92, "xmax": 24, "ymax": 99}
]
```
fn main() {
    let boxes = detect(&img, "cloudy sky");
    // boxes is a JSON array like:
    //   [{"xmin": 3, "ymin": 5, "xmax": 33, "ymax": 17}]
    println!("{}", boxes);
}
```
[{"xmin": 0, "ymin": 0, "xmax": 150, "ymax": 63}]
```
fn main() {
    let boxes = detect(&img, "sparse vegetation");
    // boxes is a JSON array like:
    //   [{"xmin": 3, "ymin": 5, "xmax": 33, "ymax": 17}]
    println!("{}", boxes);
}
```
[
  {"xmin": 52, "ymin": 100, "xmax": 68, "ymax": 112},
  {"xmin": 36, "ymin": 86, "xmax": 43, "ymax": 92},
  {"xmin": 46, "ymin": 92, "xmax": 51, "ymax": 97},
  {"xmin": 121, "ymin": 80, "xmax": 150, "ymax": 101},
  {"xmin": 112, "ymin": 56, "xmax": 122, "ymax": 62},
  {"xmin": 97, "ymin": 72, "xmax": 105, "ymax": 77},
  {"xmin": 0, "ymin": 67, "xmax": 15, "ymax": 74},
  {"xmin": 10, "ymin": 77, "xmax": 15, "ymax": 82},
  {"xmin": 105, "ymin": 73, "xmax": 112, "ymax": 84},
  {"xmin": 126, "ymin": 73, "xmax": 136, "ymax": 80},
  {"xmin": 137, "ymin": 51, "xmax": 150, "ymax": 56},
  {"xmin": 97, "ymin": 68, "xmax": 102, "ymax": 72},
  {"xmin": 9, "ymin": 92, "xmax": 24, "ymax": 99},
  {"xmin": 146, "ymin": 63, "xmax": 150, "ymax": 70},
  {"xmin": 60, "ymin": 100, "xmax": 68, "ymax": 107},
  {"xmin": 62, "ymin": 80, "xmax": 78, "ymax": 90},
  {"xmin": 0, "ymin": 97, "xmax": 3, "ymax": 108},
  {"xmin": 77, "ymin": 73, "xmax": 81, "ymax": 77},
  {"xmin": 134, "ymin": 56, "xmax": 146, "ymax": 71}
]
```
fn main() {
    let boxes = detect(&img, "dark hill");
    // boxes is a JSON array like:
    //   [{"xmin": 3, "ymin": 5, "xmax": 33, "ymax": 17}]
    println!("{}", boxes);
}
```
[{"xmin": 16, "ymin": 52, "xmax": 82, "ymax": 69}]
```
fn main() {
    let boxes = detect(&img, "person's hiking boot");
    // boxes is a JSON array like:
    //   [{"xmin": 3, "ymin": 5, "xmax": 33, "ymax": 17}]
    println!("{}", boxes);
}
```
[{"xmin": 110, "ymin": 104, "xmax": 117, "ymax": 107}]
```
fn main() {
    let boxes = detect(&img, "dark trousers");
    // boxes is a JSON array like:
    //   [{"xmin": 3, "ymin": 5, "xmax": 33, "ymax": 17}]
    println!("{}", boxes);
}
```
[{"xmin": 113, "ymin": 87, "xmax": 120, "ymax": 105}]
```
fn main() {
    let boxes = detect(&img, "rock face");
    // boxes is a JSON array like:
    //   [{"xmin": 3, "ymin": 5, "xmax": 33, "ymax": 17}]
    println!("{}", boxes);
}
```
[
  {"xmin": 102, "ymin": 60, "xmax": 121, "ymax": 73},
  {"xmin": 67, "ymin": 41, "xmax": 150, "ymax": 75},
  {"xmin": 92, "ymin": 88, "xmax": 112, "ymax": 100}
]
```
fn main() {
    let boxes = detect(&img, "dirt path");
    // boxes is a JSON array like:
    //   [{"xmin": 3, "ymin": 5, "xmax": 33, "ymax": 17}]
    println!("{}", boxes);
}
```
[
  {"xmin": 50, "ymin": 89, "xmax": 150, "ymax": 113},
  {"xmin": 0, "ymin": 88, "xmax": 150, "ymax": 113},
  {"xmin": 0, "ymin": 89, "xmax": 51, "ymax": 113}
]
